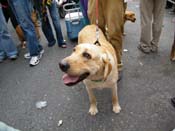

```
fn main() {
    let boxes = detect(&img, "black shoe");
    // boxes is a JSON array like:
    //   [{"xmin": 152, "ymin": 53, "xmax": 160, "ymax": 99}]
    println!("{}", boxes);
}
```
[
  {"xmin": 48, "ymin": 39, "xmax": 56, "ymax": 47},
  {"xmin": 171, "ymin": 97, "xmax": 175, "ymax": 108}
]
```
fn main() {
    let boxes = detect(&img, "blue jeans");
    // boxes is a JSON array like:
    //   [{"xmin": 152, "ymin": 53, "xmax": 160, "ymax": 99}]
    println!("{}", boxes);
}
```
[
  {"xmin": 8, "ymin": 0, "xmax": 43, "ymax": 56},
  {"xmin": 48, "ymin": 1, "xmax": 65, "ymax": 46},
  {"xmin": 0, "ymin": 6, "xmax": 18, "ymax": 59},
  {"xmin": 35, "ymin": 0, "xmax": 64, "ymax": 46}
]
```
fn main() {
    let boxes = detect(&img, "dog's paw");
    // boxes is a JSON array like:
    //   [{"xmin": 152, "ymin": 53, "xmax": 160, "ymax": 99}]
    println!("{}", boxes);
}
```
[
  {"xmin": 89, "ymin": 106, "xmax": 98, "ymax": 116},
  {"xmin": 113, "ymin": 105, "xmax": 121, "ymax": 114}
]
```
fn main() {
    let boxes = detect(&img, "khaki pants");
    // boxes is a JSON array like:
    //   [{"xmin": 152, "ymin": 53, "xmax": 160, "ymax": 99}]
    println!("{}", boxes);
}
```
[
  {"xmin": 88, "ymin": 0, "xmax": 124, "ymax": 70},
  {"xmin": 140, "ymin": 0, "xmax": 166, "ymax": 47}
]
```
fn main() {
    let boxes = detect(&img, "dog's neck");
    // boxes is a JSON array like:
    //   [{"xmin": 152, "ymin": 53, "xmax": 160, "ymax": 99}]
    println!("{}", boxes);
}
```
[{"xmin": 88, "ymin": 66, "xmax": 106, "ymax": 82}]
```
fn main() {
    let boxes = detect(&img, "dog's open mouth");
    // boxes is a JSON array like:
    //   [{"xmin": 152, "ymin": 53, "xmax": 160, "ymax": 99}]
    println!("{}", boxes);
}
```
[{"xmin": 62, "ymin": 72, "xmax": 90, "ymax": 86}]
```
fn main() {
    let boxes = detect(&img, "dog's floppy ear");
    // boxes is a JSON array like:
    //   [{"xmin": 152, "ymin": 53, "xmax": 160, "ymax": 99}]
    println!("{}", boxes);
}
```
[{"xmin": 102, "ymin": 53, "xmax": 112, "ymax": 81}]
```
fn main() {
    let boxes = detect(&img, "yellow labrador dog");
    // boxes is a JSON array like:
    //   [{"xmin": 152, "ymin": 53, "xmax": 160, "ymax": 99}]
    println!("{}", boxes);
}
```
[{"xmin": 59, "ymin": 25, "xmax": 121, "ymax": 115}]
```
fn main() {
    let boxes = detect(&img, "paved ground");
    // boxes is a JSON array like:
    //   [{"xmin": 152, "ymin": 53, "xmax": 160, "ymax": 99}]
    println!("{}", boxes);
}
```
[{"xmin": 0, "ymin": 1, "xmax": 175, "ymax": 131}]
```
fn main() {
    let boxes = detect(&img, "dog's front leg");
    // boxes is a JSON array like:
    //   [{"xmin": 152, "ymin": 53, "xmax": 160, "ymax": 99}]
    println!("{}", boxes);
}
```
[
  {"xmin": 111, "ymin": 84, "xmax": 121, "ymax": 113},
  {"xmin": 86, "ymin": 86, "xmax": 98, "ymax": 115}
]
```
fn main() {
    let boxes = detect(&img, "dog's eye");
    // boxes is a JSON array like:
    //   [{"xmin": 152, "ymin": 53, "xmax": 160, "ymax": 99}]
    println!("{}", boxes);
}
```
[
  {"xmin": 82, "ymin": 52, "xmax": 91, "ymax": 59},
  {"xmin": 73, "ymin": 48, "xmax": 76, "ymax": 52}
]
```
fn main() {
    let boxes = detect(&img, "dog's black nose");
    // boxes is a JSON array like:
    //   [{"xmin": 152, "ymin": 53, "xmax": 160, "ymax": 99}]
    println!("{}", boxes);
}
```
[{"xmin": 59, "ymin": 61, "xmax": 70, "ymax": 72}]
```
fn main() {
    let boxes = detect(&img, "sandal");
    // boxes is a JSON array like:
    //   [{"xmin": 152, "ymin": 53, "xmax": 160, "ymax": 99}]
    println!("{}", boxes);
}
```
[{"xmin": 59, "ymin": 43, "xmax": 67, "ymax": 48}]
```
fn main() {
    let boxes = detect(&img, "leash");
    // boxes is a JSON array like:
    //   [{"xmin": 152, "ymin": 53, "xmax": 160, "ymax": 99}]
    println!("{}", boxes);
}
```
[{"xmin": 94, "ymin": 0, "xmax": 101, "ymax": 46}]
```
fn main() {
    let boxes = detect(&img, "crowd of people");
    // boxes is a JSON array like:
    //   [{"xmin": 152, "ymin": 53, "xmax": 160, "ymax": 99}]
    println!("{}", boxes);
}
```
[
  {"xmin": 0, "ymin": 0, "xmax": 66, "ymax": 66},
  {"xmin": 0, "ymin": 0, "xmax": 174, "ymax": 68}
]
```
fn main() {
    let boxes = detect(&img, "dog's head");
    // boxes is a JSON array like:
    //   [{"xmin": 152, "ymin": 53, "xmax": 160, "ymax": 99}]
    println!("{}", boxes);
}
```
[
  {"xmin": 59, "ymin": 43, "xmax": 112, "ymax": 86},
  {"xmin": 124, "ymin": 11, "xmax": 136, "ymax": 23}
]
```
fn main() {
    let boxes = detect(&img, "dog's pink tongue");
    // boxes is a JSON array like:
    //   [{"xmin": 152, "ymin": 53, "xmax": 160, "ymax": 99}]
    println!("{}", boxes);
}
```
[{"xmin": 62, "ymin": 74, "xmax": 79, "ymax": 85}]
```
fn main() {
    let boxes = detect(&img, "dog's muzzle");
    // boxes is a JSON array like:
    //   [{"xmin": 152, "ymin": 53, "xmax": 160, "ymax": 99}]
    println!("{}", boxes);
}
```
[{"xmin": 59, "ymin": 60, "xmax": 70, "ymax": 72}]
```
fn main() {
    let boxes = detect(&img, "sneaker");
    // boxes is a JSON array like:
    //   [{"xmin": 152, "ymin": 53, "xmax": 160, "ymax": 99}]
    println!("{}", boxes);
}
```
[
  {"xmin": 172, "ymin": 129, "xmax": 175, "ymax": 131},
  {"xmin": 24, "ymin": 49, "xmax": 44, "ymax": 59},
  {"xmin": 0, "ymin": 57, "xmax": 5, "ymax": 63},
  {"xmin": 29, "ymin": 49, "xmax": 44, "ymax": 66},
  {"xmin": 29, "ymin": 56, "xmax": 40, "ymax": 66},
  {"xmin": 48, "ymin": 39, "xmax": 56, "ymax": 47},
  {"xmin": 9, "ymin": 55, "xmax": 17, "ymax": 60}
]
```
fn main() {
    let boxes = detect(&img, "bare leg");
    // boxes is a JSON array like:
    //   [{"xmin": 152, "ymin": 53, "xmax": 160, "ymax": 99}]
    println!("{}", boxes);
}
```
[
  {"xmin": 86, "ymin": 87, "xmax": 98, "ymax": 115},
  {"xmin": 111, "ymin": 84, "xmax": 121, "ymax": 113}
]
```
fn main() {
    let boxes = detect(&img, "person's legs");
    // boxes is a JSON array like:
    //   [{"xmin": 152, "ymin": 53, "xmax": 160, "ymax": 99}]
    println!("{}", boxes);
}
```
[
  {"xmin": 42, "ymin": 16, "xmax": 56, "ymax": 47},
  {"xmin": 151, "ymin": 0, "xmax": 166, "ymax": 52},
  {"xmin": 2, "ymin": 6, "xmax": 10, "ymax": 22},
  {"xmin": 9, "ymin": 5, "xmax": 26, "ymax": 47},
  {"xmin": 48, "ymin": 1, "xmax": 66, "ymax": 47},
  {"xmin": 105, "ymin": 0, "xmax": 124, "ymax": 70},
  {"xmin": 0, "ymin": 6, "xmax": 18, "ymax": 60},
  {"xmin": 34, "ymin": 0, "xmax": 56, "ymax": 47},
  {"xmin": 9, "ymin": 0, "xmax": 42, "ymax": 55},
  {"xmin": 139, "ymin": 0, "xmax": 153, "ymax": 53},
  {"xmin": 79, "ymin": 0, "xmax": 89, "ymax": 25},
  {"xmin": 88, "ymin": 0, "xmax": 106, "ymax": 33},
  {"xmin": 8, "ymin": 0, "xmax": 43, "ymax": 66},
  {"xmin": 88, "ymin": 0, "xmax": 123, "ymax": 70}
]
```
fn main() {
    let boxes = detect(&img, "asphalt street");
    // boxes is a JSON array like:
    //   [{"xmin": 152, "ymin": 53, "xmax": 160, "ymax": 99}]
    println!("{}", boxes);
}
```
[{"xmin": 0, "ymin": 1, "xmax": 175, "ymax": 131}]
